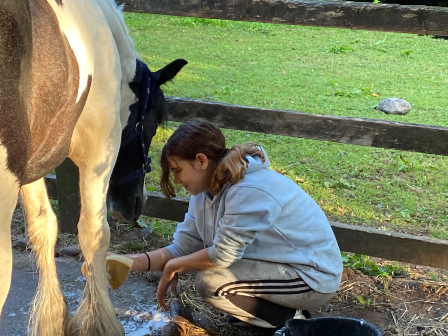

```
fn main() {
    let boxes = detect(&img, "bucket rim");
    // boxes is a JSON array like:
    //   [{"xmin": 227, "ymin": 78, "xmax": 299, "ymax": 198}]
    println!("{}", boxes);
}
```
[{"xmin": 285, "ymin": 316, "xmax": 383, "ymax": 333}]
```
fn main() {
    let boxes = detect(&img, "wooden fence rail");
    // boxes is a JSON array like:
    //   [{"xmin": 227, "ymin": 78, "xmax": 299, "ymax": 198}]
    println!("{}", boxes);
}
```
[
  {"xmin": 166, "ymin": 97, "xmax": 448, "ymax": 156},
  {"xmin": 50, "ymin": 0, "xmax": 448, "ymax": 270},
  {"xmin": 117, "ymin": 0, "xmax": 448, "ymax": 36}
]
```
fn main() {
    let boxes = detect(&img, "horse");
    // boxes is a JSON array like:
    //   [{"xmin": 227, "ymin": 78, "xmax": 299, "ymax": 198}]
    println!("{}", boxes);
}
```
[
  {"xmin": 0, "ymin": 0, "xmax": 186, "ymax": 335},
  {"xmin": 102, "ymin": 0, "xmax": 187, "ymax": 223}
]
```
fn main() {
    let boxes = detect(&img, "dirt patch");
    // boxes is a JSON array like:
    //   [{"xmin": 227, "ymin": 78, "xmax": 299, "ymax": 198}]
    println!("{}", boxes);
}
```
[{"xmin": 10, "ymin": 208, "xmax": 448, "ymax": 335}]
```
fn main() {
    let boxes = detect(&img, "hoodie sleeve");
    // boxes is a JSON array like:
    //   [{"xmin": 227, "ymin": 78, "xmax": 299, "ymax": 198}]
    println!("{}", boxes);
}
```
[
  {"xmin": 166, "ymin": 196, "xmax": 205, "ymax": 258},
  {"xmin": 207, "ymin": 186, "xmax": 282, "ymax": 268}
]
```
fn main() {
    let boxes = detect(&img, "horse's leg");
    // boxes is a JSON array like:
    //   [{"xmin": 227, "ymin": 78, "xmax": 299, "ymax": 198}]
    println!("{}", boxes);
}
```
[
  {"xmin": 0, "ymin": 146, "xmax": 22, "ymax": 319},
  {"xmin": 19, "ymin": 178, "xmax": 70, "ymax": 336},
  {"xmin": 0, "ymin": 189, "xmax": 19, "ymax": 320},
  {"xmin": 0, "ymin": 197, "xmax": 14, "ymax": 312},
  {"xmin": 67, "ymin": 120, "xmax": 124, "ymax": 336},
  {"xmin": 67, "ymin": 158, "xmax": 124, "ymax": 336}
]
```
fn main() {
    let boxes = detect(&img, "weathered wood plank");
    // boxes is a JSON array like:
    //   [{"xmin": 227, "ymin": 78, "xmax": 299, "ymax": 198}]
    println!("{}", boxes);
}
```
[
  {"xmin": 54, "ymin": 159, "xmax": 80, "ymax": 234},
  {"xmin": 331, "ymin": 222, "xmax": 448, "ymax": 270},
  {"xmin": 45, "ymin": 176, "xmax": 190, "ymax": 223},
  {"xmin": 44, "ymin": 175, "xmax": 448, "ymax": 269},
  {"xmin": 166, "ymin": 97, "xmax": 448, "ymax": 156},
  {"xmin": 117, "ymin": 0, "xmax": 448, "ymax": 36},
  {"xmin": 142, "ymin": 191, "xmax": 189, "ymax": 221}
]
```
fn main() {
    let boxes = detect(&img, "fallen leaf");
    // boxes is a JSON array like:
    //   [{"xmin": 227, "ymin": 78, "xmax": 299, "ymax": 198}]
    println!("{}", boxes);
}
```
[{"xmin": 136, "ymin": 218, "xmax": 148, "ymax": 228}]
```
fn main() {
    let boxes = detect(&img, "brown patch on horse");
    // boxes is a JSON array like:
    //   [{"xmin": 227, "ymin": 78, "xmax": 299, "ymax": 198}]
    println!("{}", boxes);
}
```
[
  {"xmin": 54, "ymin": 0, "xmax": 63, "ymax": 7},
  {"xmin": 23, "ymin": 0, "xmax": 92, "ymax": 184},
  {"xmin": 0, "ymin": 0, "xmax": 33, "ymax": 182}
]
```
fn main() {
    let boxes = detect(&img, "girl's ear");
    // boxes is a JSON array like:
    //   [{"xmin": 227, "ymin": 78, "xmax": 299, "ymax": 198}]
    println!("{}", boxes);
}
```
[{"xmin": 195, "ymin": 153, "xmax": 209, "ymax": 170}]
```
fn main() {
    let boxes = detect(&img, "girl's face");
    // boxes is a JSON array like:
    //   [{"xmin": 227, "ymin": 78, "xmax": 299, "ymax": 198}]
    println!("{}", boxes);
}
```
[{"xmin": 167, "ymin": 154, "xmax": 211, "ymax": 195}]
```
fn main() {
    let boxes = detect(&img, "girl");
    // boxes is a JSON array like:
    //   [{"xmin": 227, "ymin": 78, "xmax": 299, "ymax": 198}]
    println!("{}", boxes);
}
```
[{"xmin": 124, "ymin": 119, "xmax": 343, "ymax": 331}]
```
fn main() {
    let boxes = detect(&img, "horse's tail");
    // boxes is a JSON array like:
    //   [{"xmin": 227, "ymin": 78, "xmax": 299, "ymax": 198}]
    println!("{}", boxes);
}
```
[
  {"xmin": 20, "ymin": 181, "xmax": 70, "ymax": 336},
  {"xmin": 28, "ymin": 259, "xmax": 71, "ymax": 336}
]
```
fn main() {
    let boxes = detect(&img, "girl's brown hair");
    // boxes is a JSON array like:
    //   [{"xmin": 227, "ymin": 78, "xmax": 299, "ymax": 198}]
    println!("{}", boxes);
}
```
[{"xmin": 160, "ymin": 119, "xmax": 265, "ymax": 198}]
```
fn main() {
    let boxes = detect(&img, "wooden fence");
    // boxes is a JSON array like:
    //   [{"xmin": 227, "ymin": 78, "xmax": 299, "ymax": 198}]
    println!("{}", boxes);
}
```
[{"xmin": 48, "ymin": 0, "xmax": 448, "ymax": 269}]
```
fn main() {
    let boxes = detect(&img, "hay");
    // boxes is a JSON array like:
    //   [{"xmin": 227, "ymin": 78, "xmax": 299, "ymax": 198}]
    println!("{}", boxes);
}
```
[
  {"xmin": 176, "ymin": 273, "xmax": 270, "ymax": 336},
  {"xmin": 177, "ymin": 272, "xmax": 234, "ymax": 334}
]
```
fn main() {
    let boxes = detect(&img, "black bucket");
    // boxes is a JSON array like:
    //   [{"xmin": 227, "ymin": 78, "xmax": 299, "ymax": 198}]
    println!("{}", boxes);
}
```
[{"xmin": 275, "ymin": 316, "xmax": 383, "ymax": 336}]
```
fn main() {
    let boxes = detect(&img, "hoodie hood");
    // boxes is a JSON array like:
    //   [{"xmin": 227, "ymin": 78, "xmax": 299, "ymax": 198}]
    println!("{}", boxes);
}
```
[
  {"xmin": 246, "ymin": 147, "xmax": 270, "ymax": 174},
  {"xmin": 202, "ymin": 147, "xmax": 270, "ymax": 203}
]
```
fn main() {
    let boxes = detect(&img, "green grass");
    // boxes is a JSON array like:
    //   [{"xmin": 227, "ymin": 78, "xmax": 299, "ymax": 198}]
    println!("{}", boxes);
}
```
[
  {"xmin": 341, "ymin": 252, "xmax": 408, "ymax": 279},
  {"xmin": 115, "ymin": 240, "xmax": 147, "ymax": 253},
  {"xmin": 124, "ymin": 14, "xmax": 448, "ymax": 239}
]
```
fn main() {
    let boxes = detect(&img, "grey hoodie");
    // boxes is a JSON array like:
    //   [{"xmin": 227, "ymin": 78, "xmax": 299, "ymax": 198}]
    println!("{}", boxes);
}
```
[{"xmin": 166, "ymin": 150, "xmax": 343, "ymax": 293}]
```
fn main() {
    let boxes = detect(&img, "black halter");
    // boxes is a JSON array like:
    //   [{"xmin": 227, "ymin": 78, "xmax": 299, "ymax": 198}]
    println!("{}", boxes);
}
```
[{"xmin": 110, "ymin": 60, "xmax": 156, "ymax": 186}]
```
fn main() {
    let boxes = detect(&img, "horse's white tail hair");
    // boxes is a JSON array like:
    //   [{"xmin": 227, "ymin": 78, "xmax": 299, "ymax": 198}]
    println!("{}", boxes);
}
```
[{"xmin": 27, "ymin": 213, "xmax": 70, "ymax": 336}]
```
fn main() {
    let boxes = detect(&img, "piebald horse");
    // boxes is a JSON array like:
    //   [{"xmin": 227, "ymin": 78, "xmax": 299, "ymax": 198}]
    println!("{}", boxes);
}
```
[{"xmin": 0, "ymin": 0, "xmax": 186, "ymax": 335}]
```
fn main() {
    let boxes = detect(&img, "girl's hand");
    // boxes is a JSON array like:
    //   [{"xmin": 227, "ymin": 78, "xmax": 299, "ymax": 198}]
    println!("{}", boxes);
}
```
[
  {"xmin": 157, "ymin": 262, "xmax": 179, "ymax": 311},
  {"xmin": 156, "ymin": 249, "xmax": 215, "ymax": 311}
]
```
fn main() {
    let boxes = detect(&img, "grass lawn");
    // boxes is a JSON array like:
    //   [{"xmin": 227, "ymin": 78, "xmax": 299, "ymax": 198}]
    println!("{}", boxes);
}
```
[{"xmin": 124, "ymin": 13, "xmax": 448, "ymax": 239}]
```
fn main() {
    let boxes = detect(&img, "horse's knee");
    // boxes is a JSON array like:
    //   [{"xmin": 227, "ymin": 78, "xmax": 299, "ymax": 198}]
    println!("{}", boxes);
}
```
[
  {"xmin": 78, "ymin": 218, "xmax": 110, "ymax": 256},
  {"xmin": 0, "ymin": 247, "xmax": 12, "ymax": 310}
]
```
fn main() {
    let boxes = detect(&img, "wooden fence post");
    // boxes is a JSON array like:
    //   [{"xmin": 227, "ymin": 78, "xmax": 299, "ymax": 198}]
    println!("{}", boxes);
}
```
[{"xmin": 55, "ymin": 158, "xmax": 80, "ymax": 233}]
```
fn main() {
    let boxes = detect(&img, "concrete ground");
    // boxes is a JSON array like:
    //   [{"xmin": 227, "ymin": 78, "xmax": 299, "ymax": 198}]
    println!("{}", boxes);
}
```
[{"xmin": 0, "ymin": 251, "xmax": 169, "ymax": 336}]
